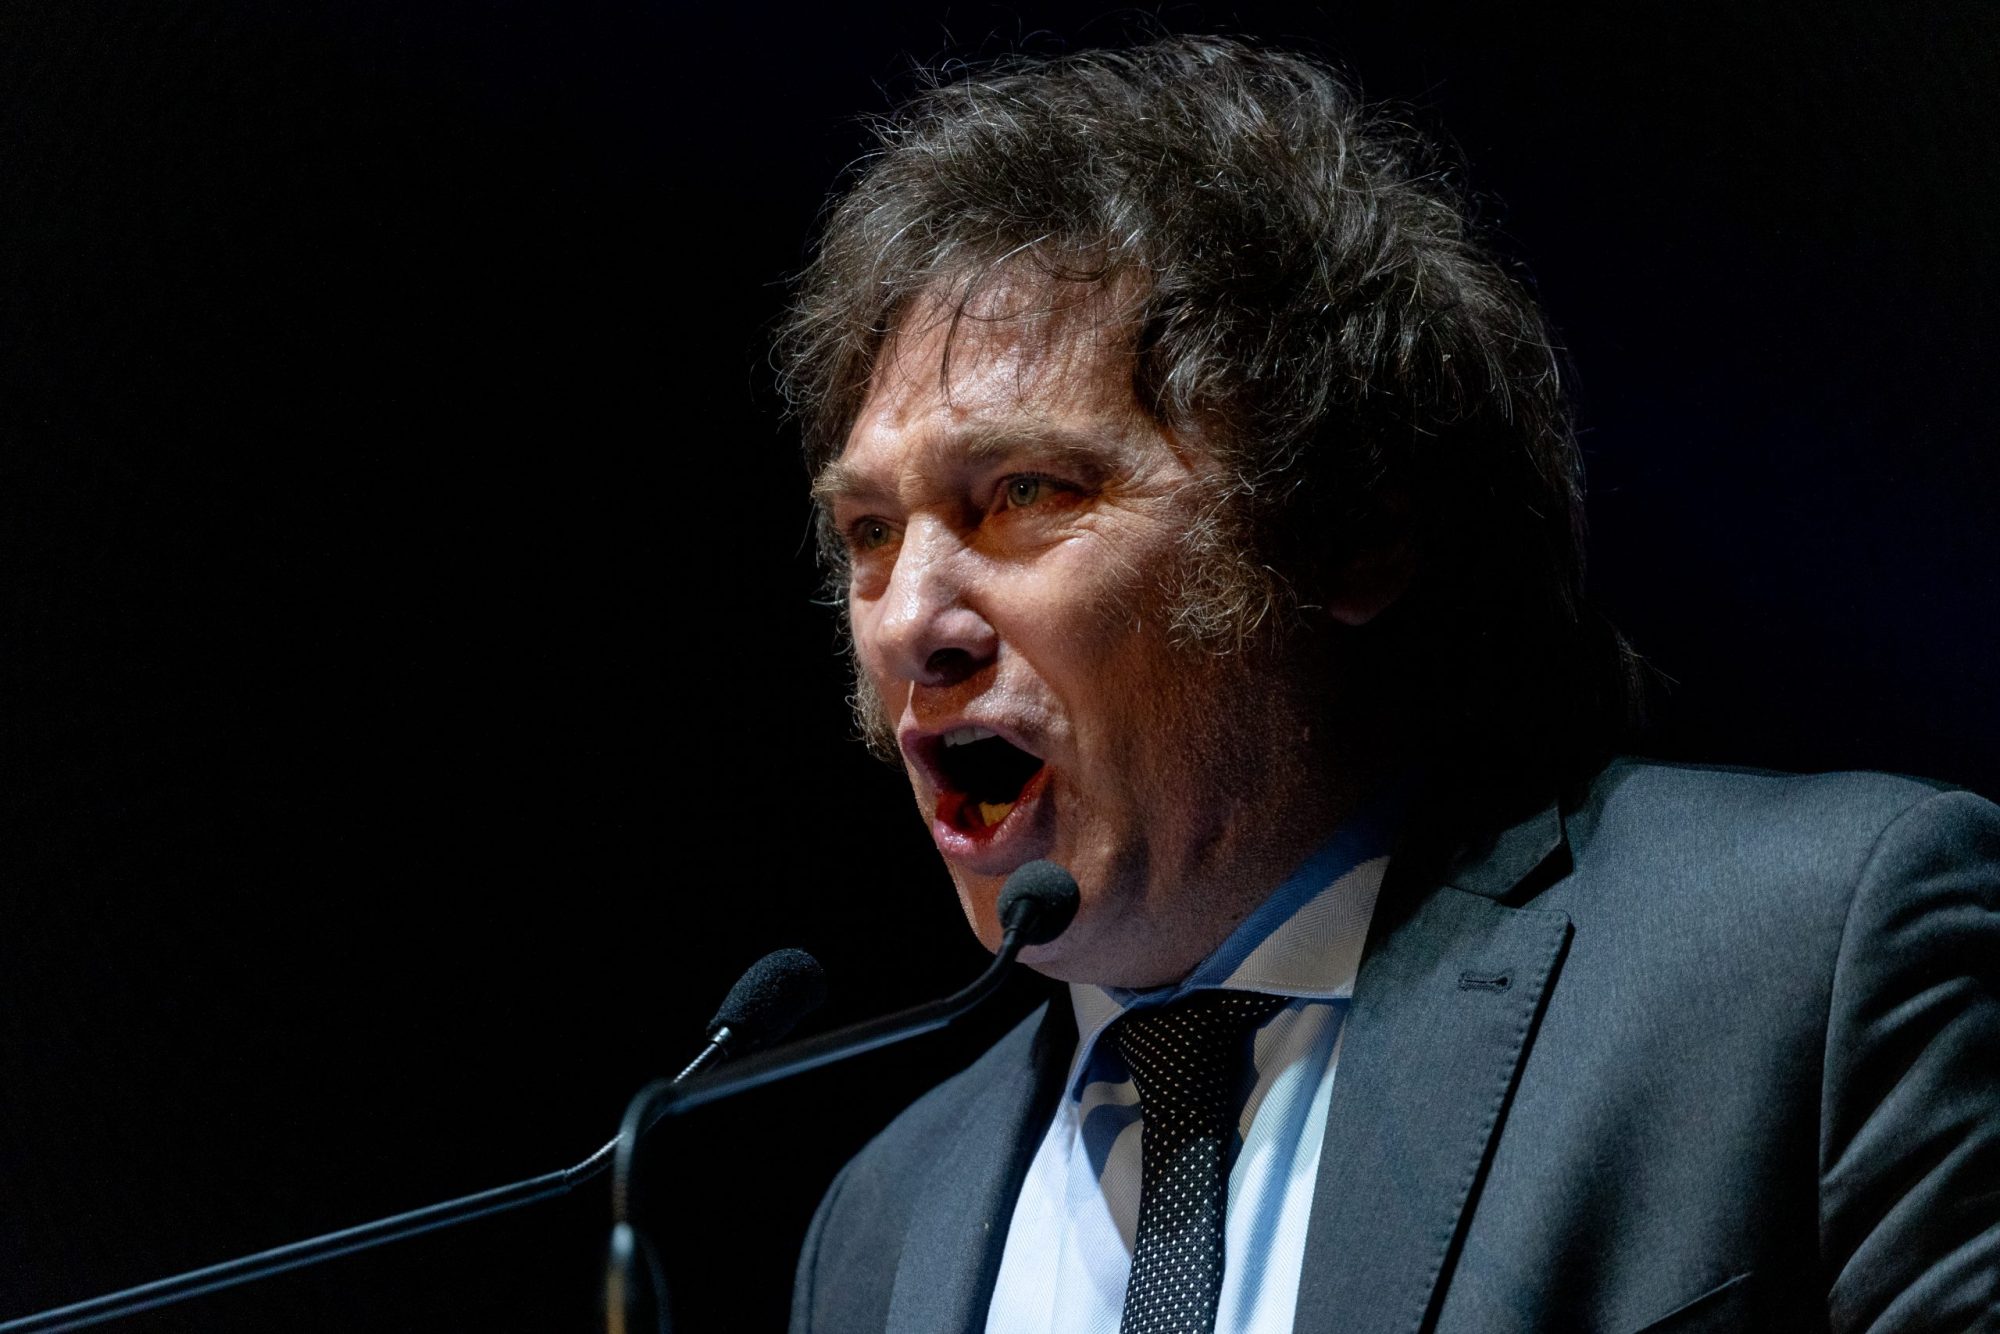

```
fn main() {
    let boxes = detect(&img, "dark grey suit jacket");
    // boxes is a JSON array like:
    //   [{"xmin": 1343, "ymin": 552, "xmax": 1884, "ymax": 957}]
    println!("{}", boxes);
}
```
[{"xmin": 791, "ymin": 760, "xmax": 2000, "ymax": 1333}]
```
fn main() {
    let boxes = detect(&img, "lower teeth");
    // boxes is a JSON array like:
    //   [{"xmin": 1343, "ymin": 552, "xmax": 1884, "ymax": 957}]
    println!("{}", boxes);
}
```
[{"xmin": 977, "ymin": 801, "xmax": 1014, "ymax": 827}]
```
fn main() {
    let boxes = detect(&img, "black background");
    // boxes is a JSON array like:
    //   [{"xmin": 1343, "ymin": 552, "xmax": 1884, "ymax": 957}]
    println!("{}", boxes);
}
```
[{"xmin": 2, "ymin": 2, "xmax": 1994, "ymax": 1329}]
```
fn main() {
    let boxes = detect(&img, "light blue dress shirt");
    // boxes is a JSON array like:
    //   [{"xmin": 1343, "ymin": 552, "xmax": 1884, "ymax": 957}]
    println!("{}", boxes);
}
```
[{"xmin": 984, "ymin": 810, "xmax": 1396, "ymax": 1332}]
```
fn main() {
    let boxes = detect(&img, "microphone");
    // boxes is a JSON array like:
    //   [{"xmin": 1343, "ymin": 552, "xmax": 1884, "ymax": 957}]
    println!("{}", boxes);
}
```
[
  {"xmin": 0, "ymin": 949, "xmax": 830, "ymax": 1333},
  {"xmin": 996, "ymin": 860, "xmax": 1082, "ymax": 944},
  {"xmin": 674, "ymin": 949, "xmax": 827, "ymax": 1082},
  {"xmin": 616, "ymin": 861, "xmax": 1078, "ymax": 1155},
  {"xmin": 605, "ymin": 862, "xmax": 1082, "ymax": 1333}
]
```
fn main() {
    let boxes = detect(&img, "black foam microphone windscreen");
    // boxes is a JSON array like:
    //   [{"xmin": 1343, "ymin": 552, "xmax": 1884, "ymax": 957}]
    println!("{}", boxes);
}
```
[
  {"xmin": 705, "ymin": 948, "xmax": 827, "ymax": 1053},
  {"xmin": 997, "ymin": 861, "xmax": 1081, "ymax": 946}
]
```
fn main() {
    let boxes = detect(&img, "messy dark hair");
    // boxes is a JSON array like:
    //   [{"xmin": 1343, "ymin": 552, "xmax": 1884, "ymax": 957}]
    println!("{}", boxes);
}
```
[{"xmin": 778, "ymin": 35, "xmax": 1644, "ymax": 784}]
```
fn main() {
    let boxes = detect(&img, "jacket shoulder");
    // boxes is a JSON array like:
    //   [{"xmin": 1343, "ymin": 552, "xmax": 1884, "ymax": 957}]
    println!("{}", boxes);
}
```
[
  {"xmin": 1581, "ymin": 756, "xmax": 1960, "ymax": 831},
  {"xmin": 1509, "ymin": 758, "xmax": 2000, "ymax": 1005},
  {"xmin": 1567, "ymin": 768, "xmax": 2000, "ymax": 1330},
  {"xmin": 1564, "ymin": 758, "xmax": 1985, "ymax": 897}
]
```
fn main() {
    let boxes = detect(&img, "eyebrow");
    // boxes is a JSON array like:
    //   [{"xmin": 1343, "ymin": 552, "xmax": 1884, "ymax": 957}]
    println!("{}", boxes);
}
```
[{"xmin": 810, "ymin": 424, "xmax": 1122, "ymax": 508}]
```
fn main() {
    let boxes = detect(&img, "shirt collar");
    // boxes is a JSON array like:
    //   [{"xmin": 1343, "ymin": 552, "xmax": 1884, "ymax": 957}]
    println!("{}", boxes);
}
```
[{"xmin": 1063, "ymin": 786, "xmax": 1402, "ymax": 1097}]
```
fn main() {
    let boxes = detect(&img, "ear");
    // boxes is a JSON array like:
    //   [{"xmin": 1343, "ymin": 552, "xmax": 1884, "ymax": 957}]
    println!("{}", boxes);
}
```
[{"xmin": 1324, "ymin": 538, "xmax": 1418, "ymax": 627}]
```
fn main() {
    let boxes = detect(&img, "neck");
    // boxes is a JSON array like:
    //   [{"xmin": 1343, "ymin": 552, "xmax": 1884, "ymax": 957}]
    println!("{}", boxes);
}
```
[{"xmin": 1056, "ymin": 756, "xmax": 1389, "ymax": 990}]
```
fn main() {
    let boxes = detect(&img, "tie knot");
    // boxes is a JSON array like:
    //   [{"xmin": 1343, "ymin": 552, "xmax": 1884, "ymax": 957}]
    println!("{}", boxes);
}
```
[{"xmin": 1110, "ymin": 990, "xmax": 1287, "ymax": 1118}]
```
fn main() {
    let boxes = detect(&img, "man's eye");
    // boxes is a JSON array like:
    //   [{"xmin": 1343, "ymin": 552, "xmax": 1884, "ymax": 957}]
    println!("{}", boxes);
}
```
[
  {"xmin": 1001, "ymin": 476, "xmax": 1049, "ymax": 509},
  {"xmin": 849, "ymin": 518, "xmax": 895, "ymax": 551}
]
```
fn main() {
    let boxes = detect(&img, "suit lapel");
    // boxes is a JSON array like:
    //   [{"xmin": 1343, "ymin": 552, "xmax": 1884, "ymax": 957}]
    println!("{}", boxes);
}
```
[
  {"xmin": 884, "ymin": 999, "xmax": 1074, "ymax": 1334},
  {"xmin": 1293, "ymin": 797, "xmax": 1574, "ymax": 1334}
]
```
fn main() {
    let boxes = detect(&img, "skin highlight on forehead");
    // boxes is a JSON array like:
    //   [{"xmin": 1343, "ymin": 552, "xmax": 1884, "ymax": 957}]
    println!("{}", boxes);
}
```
[
  {"xmin": 884, "ymin": 282, "xmax": 1130, "ymax": 417},
  {"xmin": 817, "ymin": 270, "xmax": 1243, "ymax": 559}
]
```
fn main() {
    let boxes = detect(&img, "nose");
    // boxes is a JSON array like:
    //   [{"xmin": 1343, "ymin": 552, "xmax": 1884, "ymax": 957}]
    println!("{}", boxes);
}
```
[{"xmin": 865, "ymin": 518, "xmax": 998, "ymax": 689}]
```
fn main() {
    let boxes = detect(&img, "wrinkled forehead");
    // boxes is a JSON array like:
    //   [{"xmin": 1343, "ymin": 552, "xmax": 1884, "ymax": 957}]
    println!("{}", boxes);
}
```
[
  {"xmin": 812, "ymin": 275, "xmax": 1213, "ymax": 522},
  {"xmin": 838, "ymin": 272, "xmax": 1151, "ymax": 460}
]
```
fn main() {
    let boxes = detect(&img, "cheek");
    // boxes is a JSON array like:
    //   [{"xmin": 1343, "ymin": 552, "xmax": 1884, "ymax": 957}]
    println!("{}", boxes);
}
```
[
  {"xmin": 1011, "ymin": 572, "xmax": 1193, "ymax": 768},
  {"xmin": 841, "ymin": 608, "xmax": 904, "ymax": 755},
  {"xmin": 846, "ymin": 601, "xmax": 897, "ymax": 687},
  {"xmin": 1013, "ymin": 537, "xmax": 1172, "ymax": 653}
]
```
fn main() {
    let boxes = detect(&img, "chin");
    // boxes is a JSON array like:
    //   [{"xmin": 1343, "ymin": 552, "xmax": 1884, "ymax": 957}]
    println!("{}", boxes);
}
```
[
  {"xmin": 955, "ymin": 879, "xmax": 1075, "ymax": 975},
  {"xmin": 1009, "ymin": 897, "xmax": 1130, "ymax": 985},
  {"xmin": 1014, "ymin": 938, "xmax": 1089, "ymax": 982},
  {"xmin": 951, "ymin": 871, "xmax": 1007, "ymax": 953},
  {"xmin": 949, "ymin": 853, "xmax": 1128, "ymax": 982}
]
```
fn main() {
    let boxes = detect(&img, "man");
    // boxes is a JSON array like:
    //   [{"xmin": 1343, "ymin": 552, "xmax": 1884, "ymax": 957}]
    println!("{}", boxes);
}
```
[{"xmin": 779, "ymin": 37, "xmax": 1999, "ymax": 1334}]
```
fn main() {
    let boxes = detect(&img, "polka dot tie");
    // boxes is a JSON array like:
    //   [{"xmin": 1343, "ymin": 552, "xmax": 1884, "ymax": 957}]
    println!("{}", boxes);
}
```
[{"xmin": 1111, "ymin": 990, "xmax": 1287, "ymax": 1334}]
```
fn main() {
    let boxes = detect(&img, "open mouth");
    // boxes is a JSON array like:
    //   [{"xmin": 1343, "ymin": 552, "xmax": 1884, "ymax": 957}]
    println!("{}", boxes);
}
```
[{"xmin": 933, "ymin": 727, "xmax": 1047, "ymax": 834}]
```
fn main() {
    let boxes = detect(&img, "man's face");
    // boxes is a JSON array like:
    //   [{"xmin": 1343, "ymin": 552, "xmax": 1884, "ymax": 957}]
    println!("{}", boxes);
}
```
[{"xmin": 818, "ymin": 290, "xmax": 1346, "ymax": 987}]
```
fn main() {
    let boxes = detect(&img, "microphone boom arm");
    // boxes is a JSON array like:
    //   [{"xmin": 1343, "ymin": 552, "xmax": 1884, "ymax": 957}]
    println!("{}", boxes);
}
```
[
  {"xmin": 0, "ymin": 1141, "xmax": 621, "ymax": 1333},
  {"xmin": 612, "ymin": 921, "xmax": 1028, "ymax": 1221}
]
